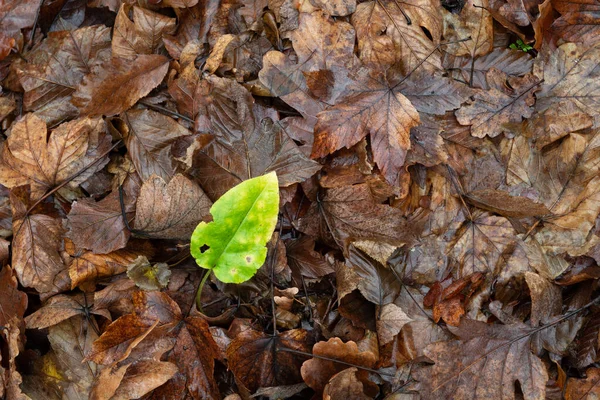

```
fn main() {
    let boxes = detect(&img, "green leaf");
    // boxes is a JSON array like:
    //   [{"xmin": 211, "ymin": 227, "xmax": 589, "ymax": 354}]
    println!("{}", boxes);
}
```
[{"xmin": 190, "ymin": 172, "xmax": 279, "ymax": 283}]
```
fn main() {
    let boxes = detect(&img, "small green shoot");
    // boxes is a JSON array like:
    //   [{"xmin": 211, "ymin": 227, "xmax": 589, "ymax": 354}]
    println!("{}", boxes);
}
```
[
  {"xmin": 191, "ymin": 172, "xmax": 279, "ymax": 311},
  {"xmin": 509, "ymin": 39, "xmax": 533, "ymax": 52}
]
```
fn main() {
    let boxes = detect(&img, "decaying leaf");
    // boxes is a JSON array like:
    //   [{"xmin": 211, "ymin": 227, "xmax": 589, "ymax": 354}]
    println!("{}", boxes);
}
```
[{"xmin": 134, "ymin": 174, "xmax": 212, "ymax": 240}]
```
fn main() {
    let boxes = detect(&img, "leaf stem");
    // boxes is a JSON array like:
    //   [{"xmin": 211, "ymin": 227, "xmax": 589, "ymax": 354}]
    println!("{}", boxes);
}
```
[{"xmin": 195, "ymin": 269, "xmax": 212, "ymax": 313}]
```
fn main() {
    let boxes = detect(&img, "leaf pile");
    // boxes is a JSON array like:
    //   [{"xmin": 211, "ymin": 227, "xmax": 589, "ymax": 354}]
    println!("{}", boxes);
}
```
[{"xmin": 0, "ymin": 0, "xmax": 600, "ymax": 399}]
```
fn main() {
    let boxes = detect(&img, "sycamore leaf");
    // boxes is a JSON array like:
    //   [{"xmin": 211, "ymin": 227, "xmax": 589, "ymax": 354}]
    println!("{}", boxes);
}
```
[
  {"xmin": 413, "ymin": 319, "xmax": 548, "ymax": 399},
  {"xmin": 17, "ymin": 25, "xmax": 111, "ymax": 125},
  {"xmin": 352, "ymin": 0, "xmax": 442, "ymax": 74},
  {"xmin": 10, "ymin": 187, "xmax": 68, "ymax": 294},
  {"xmin": 72, "ymin": 54, "xmax": 169, "ymax": 117},
  {"xmin": 134, "ymin": 174, "xmax": 212, "ymax": 240},
  {"xmin": 190, "ymin": 172, "xmax": 279, "ymax": 283},
  {"xmin": 456, "ymin": 69, "xmax": 540, "ymax": 138},
  {"xmin": 0, "ymin": 115, "xmax": 112, "ymax": 200},
  {"xmin": 552, "ymin": 0, "xmax": 600, "ymax": 47},
  {"xmin": 298, "ymin": 183, "xmax": 417, "ymax": 253},
  {"xmin": 112, "ymin": 5, "xmax": 176, "ymax": 60},
  {"xmin": 312, "ymin": 68, "xmax": 420, "ymax": 184},
  {"xmin": 535, "ymin": 43, "xmax": 600, "ymax": 125}
]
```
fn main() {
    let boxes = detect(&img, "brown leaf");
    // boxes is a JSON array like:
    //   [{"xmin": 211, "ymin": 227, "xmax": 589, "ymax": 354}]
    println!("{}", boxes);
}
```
[
  {"xmin": 25, "ymin": 293, "xmax": 96, "ymax": 329},
  {"xmin": 352, "ymin": 0, "xmax": 442, "ymax": 74},
  {"xmin": 552, "ymin": 0, "xmax": 600, "ymax": 47},
  {"xmin": 535, "ymin": 43, "xmax": 600, "ymax": 123},
  {"xmin": 18, "ymin": 26, "xmax": 111, "ymax": 125},
  {"xmin": 565, "ymin": 368, "xmax": 600, "ymax": 400},
  {"xmin": 126, "ymin": 256, "xmax": 171, "ymax": 291},
  {"xmin": 525, "ymin": 272, "xmax": 562, "ymax": 326},
  {"xmin": 67, "ymin": 191, "xmax": 130, "ymax": 255},
  {"xmin": 286, "ymin": 235, "xmax": 335, "ymax": 282},
  {"xmin": 121, "ymin": 109, "xmax": 191, "ymax": 181},
  {"xmin": 226, "ymin": 328, "xmax": 313, "ymax": 393},
  {"xmin": 0, "ymin": 0, "xmax": 44, "ymax": 60},
  {"xmin": 456, "ymin": 69, "xmax": 540, "ymax": 138},
  {"xmin": 448, "ymin": 211, "xmax": 516, "ymax": 277},
  {"xmin": 134, "ymin": 174, "xmax": 211, "ymax": 240},
  {"xmin": 72, "ymin": 54, "xmax": 169, "ymax": 117},
  {"xmin": 323, "ymin": 368, "xmax": 371, "ymax": 400},
  {"xmin": 0, "ymin": 115, "xmax": 112, "ymax": 200},
  {"xmin": 48, "ymin": 316, "xmax": 100, "ymax": 398},
  {"xmin": 414, "ymin": 319, "xmax": 548, "ymax": 399},
  {"xmin": 312, "ymin": 68, "xmax": 420, "ymax": 184},
  {"xmin": 298, "ymin": 184, "xmax": 417, "ymax": 252},
  {"xmin": 346, "ymin": 246, "xmax": 401, "ymax": 306},
  {"xmin": 258, "ymin": 50, "xmax": 327, "ymax": 120},
  {"xmin": 443, "ymin": 48, "xmax": 534, "ymax": 90},
  {"xmin": 10, "ymin": 188, "xmax": 68, "ymax": 294},
  {"xmin": 301, "ymin": 335, "xmax": 378, "ymax": 395},
  {"xmin": 112, "ymin": 5, "xmax": 176, "ymax": 60},
  {"xmin": 187, "ymin": 98, "xmax": 321, "ymax": 200},
  {"xmin": 86, "ymin": 313, "xmax": 158, "ymax": 365},
  {"xmin": 442, "ymin": 0, "xmax": 493, "ymax": 58},
  {"xmin": 0, "ymin": 265, "xmax": 27, "ymax": 328},
  {"xmin": 110, "ymin": 360, "xmax": 178, "ymax": 400},
  {"xmin": 66, "ymin": 239, "xmax": 146, "ymax": 290},
  {"xmin": 376, "ymin": 303, "xmax": 412, "ymax": 345},
  {"xmin": 464, "ymin": 188, "xmax": 550, "ymax": 218}
]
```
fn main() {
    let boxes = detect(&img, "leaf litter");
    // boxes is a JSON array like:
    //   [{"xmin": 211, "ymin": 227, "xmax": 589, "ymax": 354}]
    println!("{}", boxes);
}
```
[{"xmin": 0, "ymin": 0, "xmax": 600, "ymax": 398}]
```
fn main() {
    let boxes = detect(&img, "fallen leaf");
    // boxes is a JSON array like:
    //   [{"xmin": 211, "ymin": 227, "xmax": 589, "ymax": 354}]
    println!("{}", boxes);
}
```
[
  {"xmin": 456, "ymin": 69, "xmax": 540, "ymax": 138},
  {"xmin": 72, "ymin": 54, "xmax": 169, "ymax": 117},
  {"xmin": 67, "ymin": 191, "xmax": 130, "ymax": 254},
  {"xmin": 226, "ymin": 328, "xmax": 313, "ymax": 392},
  {"xmin": 376, "ymin": 303, "xmax": 413, "ymax": 345},
  {"xmin": 312, "ymin": 68, "xmax": 420, "ymax": 184},
  {"xmin": 565, "ymin": 368, "xmax": 600, "ymax": 400},
  {"xmin": 323, "ymin": 368, "xmax": 371, "ymax": 400},
  {"xmin": 414, "ymin": 319, "xmax": 548, "ymax": 399},
  {"xmin": 121, "ymin": 109, "xmax": 191, "ymax": 182},
  {"xmin": 126, "ymin": 256, "xmax": 171, "ymax": 291},
  {"xmin": 0, "ymin": 115, "xmax": 112, "ymax": 200},
  {"xmin": 134, "ymin": 174, "xmax": 212, "ymax": 240}
]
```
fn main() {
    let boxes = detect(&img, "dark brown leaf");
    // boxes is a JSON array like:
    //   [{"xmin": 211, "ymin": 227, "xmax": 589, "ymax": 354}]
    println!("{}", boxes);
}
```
[
  {"xmin": 72, "ymin": 54, "xmax": 169, "ymax": 117},
  {"xmin": 134, "ymin": 173, "xmax": 212, "ymax": 240},
  {"xmin": 226, "ymin": 328, "xmax": 313, "ymax": 393}
]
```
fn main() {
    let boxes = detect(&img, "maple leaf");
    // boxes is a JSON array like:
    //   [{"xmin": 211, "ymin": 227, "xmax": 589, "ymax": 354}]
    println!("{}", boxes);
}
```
[
  {"xmin": 17, "ymin": 25, "xmax": 111, "ymax": 125},
  {"xmin": 535, "ymin": 43, "xmax": 600, "ymax": 125},
  {"xmin": 552, "ymin": 0, "xmax": 600, "ymax": 46},
  {"xmin": 352, "ymin": 0, "xmax": 442, "ymax": 74},
  {"xmin": 9, "ymin": 187, "xmax": 69, "ymax": 294},
  {"xmin": 312, "ymin": 68, "xmax": 420, "ymax": 184},
  {"xmin": 112, "ymin": 5, "xmax": 176, "ymax": 60},
  {"xmin": 414, "ymin": 319, "xmax": 549, "ymax": 399},
  {"xmin": 444, "ymin": 48, "xmax": 534, "ymax": 89},
  {"xmin": 0, "ymin": 115, "xmax": 112, "ymax": 200},
  {"xmin": 185, "ymin": 81, "xmax": 321, "ymax": 199},
  {"xmin": 297, "ymin": 183, "xmax": 418, "ymax": 252},
  {"xmin": 448, "ymin": 210, "xmax": 516, "ymax": 277},
  {"xmin": 456, "ymin": 68, "xmax": 540, "ymax": 138}
]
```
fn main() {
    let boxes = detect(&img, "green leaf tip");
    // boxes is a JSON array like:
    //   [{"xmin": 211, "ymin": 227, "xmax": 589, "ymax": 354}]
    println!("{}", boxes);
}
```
[{"xmin": 190, "ymin": 171, "xmax": 279, "ymax": 284}]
